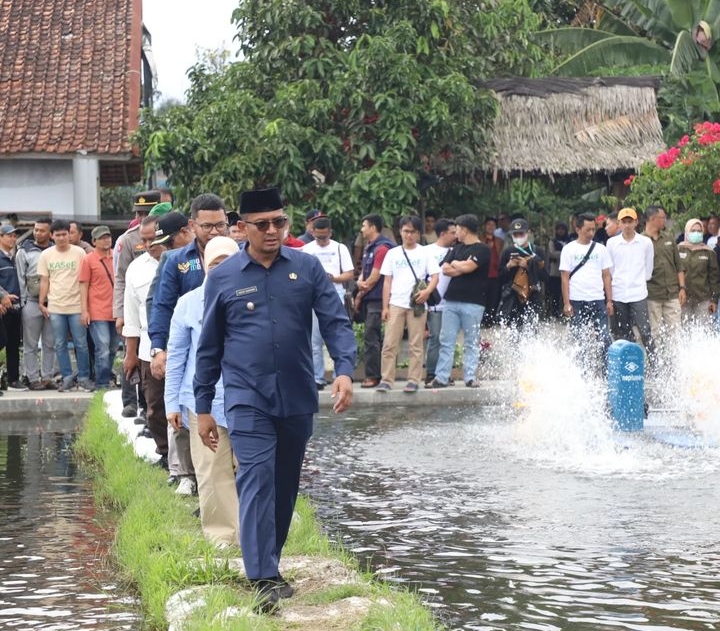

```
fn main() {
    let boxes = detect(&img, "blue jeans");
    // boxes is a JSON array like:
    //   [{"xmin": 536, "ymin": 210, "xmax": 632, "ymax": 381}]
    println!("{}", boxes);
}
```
[
  {"xmin": 425, "ymin": 309, "xmax": 443, "ymax": 377},
  {"xmin": 89, "ymin": 320, "xmax": 120, "ymax": 386},
  {"xmin": 434, "ymin": 301, "xmax": 485, "ymax": 384},
  {"xmin": 570, "ymin": 299, "xmax": 612, "ymax": 357},
  {"xmin": 49, "ymin": 313, "xmax": 90, "ymax": 381}
]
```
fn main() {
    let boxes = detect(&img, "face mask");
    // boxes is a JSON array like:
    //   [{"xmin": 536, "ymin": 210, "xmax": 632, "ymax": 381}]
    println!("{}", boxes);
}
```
[
  {"xmin": 512, "ymin": 236, "xmax": 527, "ymax": 247},
  {"xmin": 688, "ymin": 232, "xmax": 704, "ymax": 244}
]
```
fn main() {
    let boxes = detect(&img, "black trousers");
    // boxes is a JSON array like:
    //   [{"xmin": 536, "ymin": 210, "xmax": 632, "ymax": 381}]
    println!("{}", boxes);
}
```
[
  {"xmin": 363, "ymin": 301, "xmax": 383, "ymax": 380},
  {"xmin": 0, "ymin": 308, "xmax": 22, "ymax": 383}
]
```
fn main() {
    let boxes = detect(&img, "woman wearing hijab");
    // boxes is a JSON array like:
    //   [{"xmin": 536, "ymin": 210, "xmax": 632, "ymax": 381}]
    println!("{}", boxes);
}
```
[{"xmin": 678, "ymin": 218, "xmax": 720, "ymax": 325}]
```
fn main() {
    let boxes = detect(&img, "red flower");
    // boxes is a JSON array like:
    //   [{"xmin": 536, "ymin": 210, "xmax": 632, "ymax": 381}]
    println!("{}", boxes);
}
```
[
  {"xmin": 678, "ymin": 134, "xmax": 690, "ymax": 147},
  {"xmin": 623, "ymin": 175, "xmax": 635, "ymax": 186},
  {"xmin": 656, "ymin": 147, "xmax": 681, "ymax": 169},
  {"xmin": 713, "ymin": 178, "xmax": 720, "ymax": 195}
]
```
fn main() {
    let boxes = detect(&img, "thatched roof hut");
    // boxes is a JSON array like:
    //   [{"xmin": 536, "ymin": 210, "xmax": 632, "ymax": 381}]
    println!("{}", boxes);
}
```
[{"xmin": 480, "ymin": 77, "xmax": 666, "ymax": 176}]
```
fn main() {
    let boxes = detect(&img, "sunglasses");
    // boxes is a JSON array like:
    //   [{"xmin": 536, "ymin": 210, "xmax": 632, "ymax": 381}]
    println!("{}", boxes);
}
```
[{"xmin": 244, "ymin": 215, "xmax": 289, "ymax": 232}]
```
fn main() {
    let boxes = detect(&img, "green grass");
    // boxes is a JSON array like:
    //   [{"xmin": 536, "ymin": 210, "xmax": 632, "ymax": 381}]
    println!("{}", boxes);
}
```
[{"xmin": 74, "ymin": 394, "xmax": 443, "ymax": 631}]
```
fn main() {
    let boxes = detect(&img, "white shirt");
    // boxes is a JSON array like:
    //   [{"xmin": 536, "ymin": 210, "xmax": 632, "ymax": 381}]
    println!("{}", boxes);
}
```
[
  {"xmin": 301, "ymin": 238, "xmax": 353, "ymax": 297},
  {"xmin": 122, "ymin": 252, "xmax": 159, "ymax": 362},
  {"xmin": 606, "ymin": 232, "xmax": 654, "ymax": 302},
  {"xmin": 380, "ymin": 244, "xmax": 440, "ymax": 309},
  {"xmin": 559, "ymin": 240, "xmax": 612, "ymax": 301},
  {"xmin": 423, "ymin": 242, "xmax": 450, "ymax": 310}
]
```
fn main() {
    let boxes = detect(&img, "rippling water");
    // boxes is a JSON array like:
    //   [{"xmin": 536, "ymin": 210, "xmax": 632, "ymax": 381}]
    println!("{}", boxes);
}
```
[
  {"xmin": 304, "ymin": 403, "xmax": 720, "ymax": 631},
  {"xmin": 0, "ymin": 419, "xmax": 139, "ymax": 630}
]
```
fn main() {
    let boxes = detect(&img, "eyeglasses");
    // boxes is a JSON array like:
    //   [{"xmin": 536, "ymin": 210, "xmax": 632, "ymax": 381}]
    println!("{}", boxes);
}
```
[
  {"xmin": 243, "ymin": 216, "xmax": 289, "ymax": 232},
  {"xmin": 196, "ymin": 221, "xmax": 228, "ymax": 232}
]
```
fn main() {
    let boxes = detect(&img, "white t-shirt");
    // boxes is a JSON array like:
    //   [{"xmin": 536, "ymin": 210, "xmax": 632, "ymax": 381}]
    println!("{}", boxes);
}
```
[
  {"xmin": 559, "ymin": 240, "xmax": 612, "ymax": 301},
  {"xmin": 380, "ymin": 245, "xmax": 440, "ymax": 309},
  {"xmin": 423, "ymin": 242, "xmax": 450, "ymax": 310},
  {"xmin": 606, "ymin": 232, "xmax": 654, "ymax": 302},
  {"xmin": 123, "ymin": 252, "xmax": 159, "ymax": 362},
  {"xmin": 301, "ymin": 238, "xmax": 353, "ymax": 296}
]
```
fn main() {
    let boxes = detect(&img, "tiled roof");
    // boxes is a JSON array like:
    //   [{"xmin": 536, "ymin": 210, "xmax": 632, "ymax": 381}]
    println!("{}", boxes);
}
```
[{"xmin": 0, "ymin": 0, "xmax": 142, "ymax": 156}]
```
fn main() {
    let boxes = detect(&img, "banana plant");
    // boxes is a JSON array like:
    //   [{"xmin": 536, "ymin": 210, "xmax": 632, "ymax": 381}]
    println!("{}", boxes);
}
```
[{"xmin": 536, "ymin": 0, "xmax": 720, "ymax": 114}]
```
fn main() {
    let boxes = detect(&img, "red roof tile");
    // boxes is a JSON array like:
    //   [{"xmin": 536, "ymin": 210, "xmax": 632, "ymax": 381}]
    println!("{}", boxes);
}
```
[{"xmin": 0, "ymin": 0, "xmax": 142, "ymax": 156}]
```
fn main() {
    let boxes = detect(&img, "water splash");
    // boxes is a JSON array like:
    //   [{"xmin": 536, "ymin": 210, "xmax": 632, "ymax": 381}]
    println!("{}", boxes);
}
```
[{"xmin": 490, "ymin": 323, "xmax": 720, "ymax": 477}]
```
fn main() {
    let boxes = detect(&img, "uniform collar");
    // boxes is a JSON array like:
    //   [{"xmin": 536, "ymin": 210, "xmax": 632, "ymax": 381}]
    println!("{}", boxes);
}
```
[{"xmin": 237, "ymin": 242, "xmax": 291, "ymax": 270}]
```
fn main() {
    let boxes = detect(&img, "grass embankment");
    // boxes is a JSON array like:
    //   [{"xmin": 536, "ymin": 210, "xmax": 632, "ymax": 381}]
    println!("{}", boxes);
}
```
[{"xmin": 75, "ymin": 394, "xmax": 443, "ymax": 631}]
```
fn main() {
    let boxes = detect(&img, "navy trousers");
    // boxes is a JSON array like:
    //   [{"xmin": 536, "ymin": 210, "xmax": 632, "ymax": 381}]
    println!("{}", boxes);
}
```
[{"xmin": 227, "ymin": 406, "xmax": 313, "ymax": 579}]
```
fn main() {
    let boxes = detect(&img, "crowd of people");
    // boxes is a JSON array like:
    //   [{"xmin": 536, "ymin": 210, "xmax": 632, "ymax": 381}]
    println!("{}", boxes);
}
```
[{"xmin": 1, "ymin": 192, "xmax": 719, "ymax": 612}]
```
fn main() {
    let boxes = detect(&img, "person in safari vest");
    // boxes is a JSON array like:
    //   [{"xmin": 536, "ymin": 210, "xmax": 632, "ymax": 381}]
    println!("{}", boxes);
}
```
[
  {"xmin": 497, "ymin": 218, "xmax": 547, "ymax": 328},
  {"xmin": 15, "ymin": 218, "xmax": 56, "ymax": 390}
]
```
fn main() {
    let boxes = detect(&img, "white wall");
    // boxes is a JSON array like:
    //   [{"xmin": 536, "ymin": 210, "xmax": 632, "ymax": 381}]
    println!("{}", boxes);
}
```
[{"xmin": 0, "ymin": 158, "xmax": 100, "ymax": 221}]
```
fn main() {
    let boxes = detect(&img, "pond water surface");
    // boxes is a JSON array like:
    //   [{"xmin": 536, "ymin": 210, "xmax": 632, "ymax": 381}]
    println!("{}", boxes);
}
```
[
  {"xmin": 304, "ymin": 405, "xmax": 720, "ymax": 631},
  {"xmin": 0, "ymin": 418, "xmax": 139, "ymax": 630}
]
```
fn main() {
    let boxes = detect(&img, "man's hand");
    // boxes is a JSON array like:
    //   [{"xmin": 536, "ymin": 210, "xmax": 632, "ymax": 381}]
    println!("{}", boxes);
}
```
[
  {"xmin": 606, "ymin": 300, "xmax": 615, "ymax": 317},
  {"xmin": 330, "ymin": 375, "xmax": 353, "ymax": 414},
  {"xmin": 0, "ymin": 293, "xmax": 18, "ymax": 309},
  {"xmin": 115, "ymin": 317, "xmax": 124, "ymax": 335},
  {"xmin": 122, "ymin": 353, "xmax": 139, "ymax": 380},
  {"xmin": 81, "ymin": 311, "xmax": 90, "ymax": 327},
  {"xmin": 414, "ymin": 288, "xmax": 431, "ymax": 304},
  {"xmin": 710, "ymin": 302, "xmax": 717, "ymax": 314},
  {"xmin": 39, "ymin": 304, "xmax": 49, "ymax": 318},
  {"xmin": 562, "ymin": 303, "xmax": 573, "ymax": 318},
  {"xmin": 166, "ymin": 412, "xmax": 182, "ymax": 431},
  {"xmin": 150, "ymin": 351, "xmax": 166, "ymax": 379},
  {"xmin": 197, "ymin": 413, "xmax": 219, "ymax": 452},
  {"xmin": 381, "ymin": 306, "xmax": 389, "ymax": 321}
]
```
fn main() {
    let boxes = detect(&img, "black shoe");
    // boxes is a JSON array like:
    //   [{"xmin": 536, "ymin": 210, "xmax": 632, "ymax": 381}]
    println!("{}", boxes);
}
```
[
  {"xmin": 276, "ymin": 573, "xmax": 294, "ymax": 599},
  {"xmin": 167, "ymin": 475, "xmax": 179, "ymax": 486},
  {"xmin": 192, "ymin": 507, "xmax": 200, "ymax": 518},
  {"xmin": 429, "ymin": 378, "xmax": 448, "ymax": 389},
  {"xmin": 316, "ymin": 382, "xmax": 325, "ymax": 391},
  {"xmin": 121, "ymin": 404, "xmax": 137, "ymax": 418},
  {"xmin": 138, "ymin": 426, "xmax": 153, "ymax": 439},
  {"xmin": 133, "ymin": 416, "xmax": 147, "ymax": 425},
  {"xmin": 153, "ymin": 455, "xmax": 168, "ymax": 471},
  {"xmin": 465, "ymin": 380, "xmax": 480, "ymax": 388},
  {"xmin": 250, "ymin": 579, "xmax": 280, "ymax": 614}
]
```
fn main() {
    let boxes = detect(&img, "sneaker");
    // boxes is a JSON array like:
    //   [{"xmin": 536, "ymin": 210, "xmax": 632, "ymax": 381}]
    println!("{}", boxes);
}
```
[
  {"xmin": 121, "ymin": 404, "xmax": 137, "ymax": 418},
  {"xmin": 78, "ymin": 380, "xmax": 95, "ymax": 392},
  {"xmin": 376, "ymin": 382, "xmax": 391, "ymax": 392},
  {"xmin": 403, "ymin": 381, "xmax": 419, "ymax": 393},
  {"xmin": 429, "ymin": 378, "xmax": 448, "ymax": 389},
  {"xmin": 175, "ymin": 477, "xmax": 197, "ymax": 496},
  {"xmin": 424, "ymin": 375, "xmax": 435, "ymax": 386},
  {"xmin": 57, "ymin": 377, "xmax": 76, "ymax": 392},
  {"xmin": 7, "ymin": 381, "xmax": 28, "ymax": 391},
  {"xmin": 465, "ymin": 380, "xmax": 480, "ymax": 388},
  {"xmin": 28, "ymin": 380, "xmax": 45, "ymax": 391},
  {"xmin": 167, "ymin": 475, "xmax": 179, "ymax": 487},
  {"xmin": 133, "ymin": 416, "xmax": 147, "ymax": 425},
  {"xmin": 138, "ymin": 426, "xmax": 153, "ymax": 439},
  {"xmin": 43, "ymin": 379, "xmax": 57, "ymax": 390}
]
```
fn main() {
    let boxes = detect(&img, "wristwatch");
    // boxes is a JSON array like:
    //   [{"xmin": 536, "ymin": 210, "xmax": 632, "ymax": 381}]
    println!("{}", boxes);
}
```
[{"xmin": 150, "ymin": 348, "xmax": 165, "ymax": 357}]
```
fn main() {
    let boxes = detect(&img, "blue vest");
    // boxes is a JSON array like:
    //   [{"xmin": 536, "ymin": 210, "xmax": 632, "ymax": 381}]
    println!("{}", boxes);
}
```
[{"xmin": 361, "ymin": 235, "xmax": 395, "ymax": 302}]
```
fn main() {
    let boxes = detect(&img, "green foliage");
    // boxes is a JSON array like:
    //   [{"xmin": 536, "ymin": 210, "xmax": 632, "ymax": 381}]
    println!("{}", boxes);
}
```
[
  {"xmin": 100, "ymin": 185, "xmax": 143, "ymax": 218},
  {"xmin": 625, "ymin": 122, "xmax": 720, "ymax": 223},
  {"xmin": 535, "ymin": 0, "xmax": 720, "ymax": 134},
  {"xmin": 135, "ymin": 0, "xmax": 547, "ymax": 240}
]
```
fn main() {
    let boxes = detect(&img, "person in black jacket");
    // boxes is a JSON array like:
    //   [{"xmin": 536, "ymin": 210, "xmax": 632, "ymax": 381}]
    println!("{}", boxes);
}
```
[{"xmin": 0, "ymin": 225, "xmax": 24, "ymax": 390}]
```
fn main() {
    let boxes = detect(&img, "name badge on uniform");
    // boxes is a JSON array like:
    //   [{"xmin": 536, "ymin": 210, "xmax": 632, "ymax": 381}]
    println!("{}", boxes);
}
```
[
  {"xmin": 235, "ymin": 286, "xmax": 257, "ymax": 297},
  {"xmin": 289, "ymin": 273, "xmax": 298, "ymax": 280}
]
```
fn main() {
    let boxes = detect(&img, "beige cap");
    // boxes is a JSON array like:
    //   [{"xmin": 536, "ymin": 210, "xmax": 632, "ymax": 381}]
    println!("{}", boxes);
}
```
[{"xmin": 617, "ymin": 207, "xmax": 637, "ymax": 221}]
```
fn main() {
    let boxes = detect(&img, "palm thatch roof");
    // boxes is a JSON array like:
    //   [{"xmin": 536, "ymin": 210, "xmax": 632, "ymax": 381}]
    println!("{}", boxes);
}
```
[{"xmin": 480, "ymin": 77, "xmax": 666, "ymax": 176}]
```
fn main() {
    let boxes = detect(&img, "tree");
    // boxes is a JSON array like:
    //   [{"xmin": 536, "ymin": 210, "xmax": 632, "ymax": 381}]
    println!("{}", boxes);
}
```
[
  {"xmin": 536, "ymin": 0, "xmax": 720, "ymax": 139},
  {"xmin": 136, "ymin": 0, "xmax": 547, "ymax": 238},
  {"xmin": 625, "ymin": 122, "xmax": 720, "ymax": 220}
]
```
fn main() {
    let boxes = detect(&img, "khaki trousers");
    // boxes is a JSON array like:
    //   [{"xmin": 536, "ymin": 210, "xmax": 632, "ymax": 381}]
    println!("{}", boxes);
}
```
[
  {"xmin": 380, "ymin": 305, "xmax": 427, "ymax": 385},
  {"xmin": 188, "ymin": 410, "xmax": 240, "ymax": 547}
]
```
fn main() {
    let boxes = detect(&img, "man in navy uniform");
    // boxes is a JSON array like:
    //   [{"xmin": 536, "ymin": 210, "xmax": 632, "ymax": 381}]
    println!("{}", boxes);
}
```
[{"xmin": 194, "ymin": 187, "xmax": 355, "ymax": 613}]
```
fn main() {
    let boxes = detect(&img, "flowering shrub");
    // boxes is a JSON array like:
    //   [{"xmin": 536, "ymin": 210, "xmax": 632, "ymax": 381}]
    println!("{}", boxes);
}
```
[{"xmin": 626, "ymin": 122, "xmax": 720, "ymax": 221}]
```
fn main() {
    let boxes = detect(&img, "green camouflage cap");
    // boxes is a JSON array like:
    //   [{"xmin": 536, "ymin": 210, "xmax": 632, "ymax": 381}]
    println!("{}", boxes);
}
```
[{"xmin": 148, "ymin": 202, "xmax": 173, "ymax": 217}]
